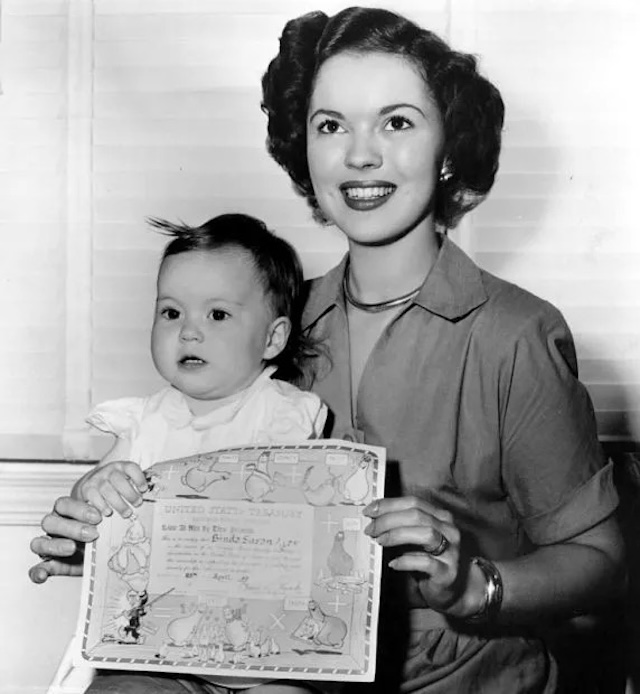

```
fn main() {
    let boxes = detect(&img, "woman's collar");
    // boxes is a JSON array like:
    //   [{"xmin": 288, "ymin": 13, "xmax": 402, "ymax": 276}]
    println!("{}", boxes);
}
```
[{"xmin": 301, "ymin": 238, "xmax": 488, "ymax": 329}]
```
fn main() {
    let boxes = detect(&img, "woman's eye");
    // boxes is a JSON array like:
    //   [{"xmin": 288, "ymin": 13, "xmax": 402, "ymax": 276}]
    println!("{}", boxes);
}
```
[
  {"xmin": 385, "ymin": 115, "xmax": 412, "ymax": 131},
  {"xmin": 160, "ymin": 307, "xmax": 180, "ymax": 320},
  {"xmin": 208, "ymin": 309, "xmax": 229, "ymax": 321},
  {"xmin": 317, "ymin": 119, "xmax": 344, "ymax": 135}
]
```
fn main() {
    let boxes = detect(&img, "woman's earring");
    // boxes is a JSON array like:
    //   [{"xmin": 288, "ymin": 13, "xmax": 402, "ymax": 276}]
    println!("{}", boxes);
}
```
[{"xmin": 439, "ymin": 162, "xmax": 453, "ymax": 183}]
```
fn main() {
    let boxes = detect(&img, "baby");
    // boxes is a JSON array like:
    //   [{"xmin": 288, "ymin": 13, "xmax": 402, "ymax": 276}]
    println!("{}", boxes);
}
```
[{"xmin": 72, "ymin": 212, "xmax": 331, "ymax": 694}]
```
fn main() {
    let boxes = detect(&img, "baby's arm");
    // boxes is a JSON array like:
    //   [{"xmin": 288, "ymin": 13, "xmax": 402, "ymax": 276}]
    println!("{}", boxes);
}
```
[
  {"xmin": 28, "ymin": 438, "xmax": 149, "ymax": 584},
  {"xmin": 71, "ymin": 437, "xmax": 148, "ymax": 518}
]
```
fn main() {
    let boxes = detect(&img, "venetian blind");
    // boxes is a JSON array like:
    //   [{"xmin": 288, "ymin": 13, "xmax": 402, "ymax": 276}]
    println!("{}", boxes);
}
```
[
  {"xmin": 0, "ymin": 0, "xmax": 69, "ymax": 458},
  {"xmin": 1, "ymin": 0, "xmax": 638, "ymax": 461},
  {"xmin": 464, "ymin": 0, "xmax": 640, "ymax": 442}
]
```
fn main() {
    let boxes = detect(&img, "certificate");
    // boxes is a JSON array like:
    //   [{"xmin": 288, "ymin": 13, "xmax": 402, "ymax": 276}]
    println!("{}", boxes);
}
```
[{"xmin": 76, "ymin": 440, "xmax": 386, "ymax": 683}]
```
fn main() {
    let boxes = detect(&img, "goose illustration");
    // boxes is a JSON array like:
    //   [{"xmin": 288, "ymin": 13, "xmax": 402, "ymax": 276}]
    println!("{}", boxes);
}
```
[
  {"xmin": 242, "ymin": 451, "xmax": 280, "ymax": 502},
  {"xmin": 166, "ymin": 603, "xmax": 205, "ymax": 647},
  {"xmin": 341, "ymin": 453, "xmax": 373, "ymax": 505},
  {"xmin": 213, "ymin": 641, "xmax": 225, "ymax": 664},
  {"xmin": 181, "ymin": 454, "xmax": 231, "ymax": 493},
  {"xmin": 300, "ymin": 465, "xmax": 339, "ymax": 506},
  {"xmin": 224, "ymin": 606, "xmax": 250, "ymax": 651}
]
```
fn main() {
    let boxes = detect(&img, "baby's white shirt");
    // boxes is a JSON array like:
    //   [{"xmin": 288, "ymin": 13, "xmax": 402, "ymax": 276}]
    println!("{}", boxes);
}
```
[
  {"xmin": 87, "ymin": 367, "xmax": 327, "ymax": 468},
  {"xmin": 86, "ymin": 367, "xmax": 327, "ymax": 689}
]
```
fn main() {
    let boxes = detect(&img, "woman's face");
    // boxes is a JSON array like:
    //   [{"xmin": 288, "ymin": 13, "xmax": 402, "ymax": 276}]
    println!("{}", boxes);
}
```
[{"xmin": 307, "ymin": 51, "xmax": 444, "ymax": 247}]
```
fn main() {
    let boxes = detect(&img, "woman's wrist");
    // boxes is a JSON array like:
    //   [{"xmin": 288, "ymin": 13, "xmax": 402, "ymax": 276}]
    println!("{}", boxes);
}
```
[
  {"xmin": 464, "ymin": 557, "xmax": 504, "ymax": 623},
  {"xmin": 448, "ymin": 557, "xmax": 490, "ymax": 619}
]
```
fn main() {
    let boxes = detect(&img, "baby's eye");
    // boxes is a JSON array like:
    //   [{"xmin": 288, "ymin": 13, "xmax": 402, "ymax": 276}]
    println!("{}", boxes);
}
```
[
  {"xmin": 317, "ymin": 119, "xmax": 345, "ymax": 135},
  {"xmin": 160, "ymin": 307, "xmax": 180, "ymax": 320},
  {"xmin": 384, "ymin": 115, "xmax": 413, "ymax": 131},
  {"xmin": 208, "ymin": 309, "xmax": 230, "ymax": 322}
]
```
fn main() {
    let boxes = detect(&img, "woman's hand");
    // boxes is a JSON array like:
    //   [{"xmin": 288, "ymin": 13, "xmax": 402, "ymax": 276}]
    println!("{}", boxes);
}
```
[
  {"xmin": 72, "ymin": 460, "xmax": 148, "ymax": 518},
  {"xmin": 28, "ymin": 496, "xmax": 102, "ymax": 584},
  {"xmin": 364, "ymin": 496, "xmax": 482, "ymax": 617}
]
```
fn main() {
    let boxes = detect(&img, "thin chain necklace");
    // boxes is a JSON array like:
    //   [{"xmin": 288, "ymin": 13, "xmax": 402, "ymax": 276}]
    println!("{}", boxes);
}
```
[{"xmin": 342, "ymin": 262, "xmax": 422, "ymax": 313}]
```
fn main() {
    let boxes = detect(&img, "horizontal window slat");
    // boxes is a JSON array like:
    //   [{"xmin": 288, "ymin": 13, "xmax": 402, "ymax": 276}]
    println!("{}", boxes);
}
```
[
  {"xmin": 580, "ymin": 360, "xmax": 640, "ymax": 385},
  {"xmin": 477, "ymin": 11, "xmax": 638, "ymax": 41},
  {"xmin": 477, "ymin": 0, "xmax": 638, "ymax": 12},
  {"xmin": 93, "ymin": 172, "xmax": 294, "ymax": 200},
  {"xmin": 473, "ymin": 225, "xmax": 639, "ymax": 253},
  {"xmin": 0, "ymin": 16, "xmax": 67, "ymax": 41},
  {"xmin": 93, "ymin": 116, "xmax": 266, "ymax": 145},
  {"xmin": 475, "ymin": 252, "xmax": 640, "ymax": 279},
  {"xmin": 93, "ymin": 198, "xmax": 312, "ymax": 225},
  {"xmin": 93, "ymin": 0, "xmax": 449, "ymax": 16},
  {"xmin": 94, "ymin": 15, "xmax": 302, "ymax": 41},
  {"xmin": 94, "ymin": 90, "xmax": 259, "ymax": 119}
]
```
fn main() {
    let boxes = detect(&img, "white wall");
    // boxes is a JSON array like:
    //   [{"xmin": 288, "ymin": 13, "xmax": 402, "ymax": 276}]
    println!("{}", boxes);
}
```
[{"xmin": 0, "ymin": 463, "xmax": 90, "ymax": 694}]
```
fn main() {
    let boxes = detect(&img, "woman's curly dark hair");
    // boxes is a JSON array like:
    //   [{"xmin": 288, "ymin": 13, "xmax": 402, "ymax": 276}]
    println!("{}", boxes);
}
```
[{"xmin": 261, "ymin": 6, "xmax": 504, "ymax": 231}]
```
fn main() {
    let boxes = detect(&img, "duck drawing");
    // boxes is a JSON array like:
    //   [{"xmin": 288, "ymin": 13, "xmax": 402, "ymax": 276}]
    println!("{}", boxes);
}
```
[
  {"xmin": 248, "ymin": 635, "xmax": 262, "ymax": 659},
  {"xmin": 327, "ymin": 530, "xmax": 355, "ymax": 577},
  {"xmin": 259, "ymin": 631, "xmax": 272, "ymax": 658},
  {"xmin": 224, "ymin": 606, "xmax": 250, "ymax": 652},
  {"xmin": 341, "ymin": 453, "xmax": 373, "ymax": 505},
  {"xmin": 242, "ymin": 451, "xmax": 280, "ymax": 502},
  {"xmin": 181, "ymin": 454, "xmax": 231, "ymax": 493},
  {"xmin": 212, "ymin": 641, "xmax": 225, "ymax": 664},
  {"xmin": 166, "ymin": 603, "xmax": 205, "ymax": 647},
  {"xmin": 300, "ymin": 465, "xmax": 339, "ymax": 506}
]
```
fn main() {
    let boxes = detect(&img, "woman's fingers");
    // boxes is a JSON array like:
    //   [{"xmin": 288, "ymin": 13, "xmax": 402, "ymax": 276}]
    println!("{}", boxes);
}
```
[
  {"xmin": 28, "ymin": 557, "xmax": 84, "ymax": 584},
  {"xmin": 368, "ymin": 521, "xmax": 446, "ymax": 551},
  {"xmin": 51, "ymin": 496, "xmax": 102, "ymax": 525},
  {"xmin": 362, "ymin": 496, "xmax": 467, "ymax": 612},
  {"xmin": 388, "ymin": 551, "xmax": 451, "ymax": 576},
  {"xmin": 28, "ymin": 562, "xmax": 52, "ymax": 584},
  {"xmin": 39, "ymin": 497, "xmax": 101, "ymax": 543},
  {"xmin": 364, "ymin": 495, "xmax": 452, "ymax": 523},
  {"xmin": 28, "ymin": 494, "xmax": 101, "ymax": 584},
  {"xmin": 364, "ymin": 501, "xmax": 459, "ymax": 552},
  {"xmin": 30, "ymin": 534, "xmax": 78, "ymax": 558}
]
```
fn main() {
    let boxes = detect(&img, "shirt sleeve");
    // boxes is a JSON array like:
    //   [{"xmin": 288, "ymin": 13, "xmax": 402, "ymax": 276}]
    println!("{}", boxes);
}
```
[
  {"xmin": 500, "ymin": 305, "xmax": 618, "ymax": 545},
  {"xmin": 86, "ymin": 397, "xmax": 147, "ymax": 440}
]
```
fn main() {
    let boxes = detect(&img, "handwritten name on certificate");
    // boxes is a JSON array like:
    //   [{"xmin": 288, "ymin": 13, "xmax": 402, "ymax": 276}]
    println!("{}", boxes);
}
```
[
  {"xmin": 153, "ymin": 500, "xmax": 314, "ymax": 598},
  {"xmin": 77, "ymin": 440, "xmax": 386, "ymax": 683}
]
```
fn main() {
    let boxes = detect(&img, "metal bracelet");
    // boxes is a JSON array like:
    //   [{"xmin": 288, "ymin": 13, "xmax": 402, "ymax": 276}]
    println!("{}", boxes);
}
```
[{"xmin": 466, "ymin": 556, "xmax": 504, "ymax": 623}]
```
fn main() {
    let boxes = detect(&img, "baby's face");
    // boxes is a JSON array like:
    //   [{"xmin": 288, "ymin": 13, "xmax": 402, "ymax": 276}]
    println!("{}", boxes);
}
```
[{"xmin": 151, "ymin": 248, "xmax": 279, "ymax": 413}]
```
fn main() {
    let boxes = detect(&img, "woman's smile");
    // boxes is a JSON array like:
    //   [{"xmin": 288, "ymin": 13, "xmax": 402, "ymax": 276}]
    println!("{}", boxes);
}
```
[{"xmin": 340, "ymin": 181, "xmax": 396, "ymax": 211}]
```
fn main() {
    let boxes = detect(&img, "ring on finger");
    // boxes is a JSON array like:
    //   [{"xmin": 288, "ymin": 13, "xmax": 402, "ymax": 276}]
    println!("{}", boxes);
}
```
[{"xmin": 426, "ymin": 533, "xmax": 449, "ymax": 557}]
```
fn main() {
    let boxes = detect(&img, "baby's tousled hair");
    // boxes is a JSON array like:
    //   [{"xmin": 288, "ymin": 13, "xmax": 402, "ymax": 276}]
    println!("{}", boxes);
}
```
[{"xmin": 148, "ymin": 213, "xmax": 316, "ymax": 385}]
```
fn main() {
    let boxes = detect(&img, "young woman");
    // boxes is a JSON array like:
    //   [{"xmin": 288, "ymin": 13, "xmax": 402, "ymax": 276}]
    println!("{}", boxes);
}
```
[{"xmin": 30, "ymin": 8, "xmax": 624, "ymax": 693}]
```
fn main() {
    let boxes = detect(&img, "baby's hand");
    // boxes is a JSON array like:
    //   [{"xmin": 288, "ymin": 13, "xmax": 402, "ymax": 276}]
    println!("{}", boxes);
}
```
[{"xmin": 72, "ymin": 461, "xmax": 148, "ymax": 518}]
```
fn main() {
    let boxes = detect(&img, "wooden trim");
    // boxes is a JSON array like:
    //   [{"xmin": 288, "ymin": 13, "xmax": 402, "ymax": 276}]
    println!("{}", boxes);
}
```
[{"xmin": 0, "ymin": 461, "xmax": 94, "ymax": 526}]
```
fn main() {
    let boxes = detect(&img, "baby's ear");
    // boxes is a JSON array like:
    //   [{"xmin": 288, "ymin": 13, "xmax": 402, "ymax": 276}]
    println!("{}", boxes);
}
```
[{"xmin": 263, "ymin": 316, "xmax": 291, "ymax": 361}]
